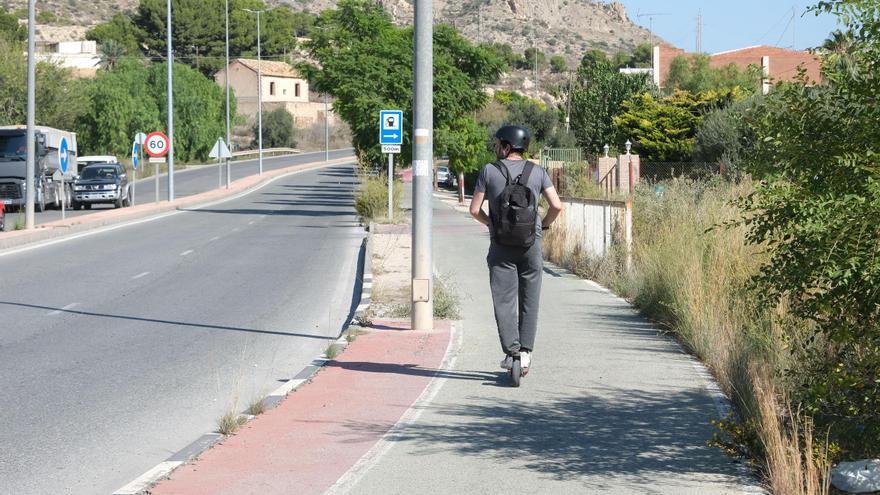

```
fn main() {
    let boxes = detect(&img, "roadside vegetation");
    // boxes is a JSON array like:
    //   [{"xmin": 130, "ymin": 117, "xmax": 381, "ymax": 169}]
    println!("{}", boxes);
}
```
[
  {"xmin": 354, "ymin": 175, "xmax": 403, "ymax": 225},
  {"xmin": 546, "ymin": 2, "xmax": 880, "ymax": 492}
]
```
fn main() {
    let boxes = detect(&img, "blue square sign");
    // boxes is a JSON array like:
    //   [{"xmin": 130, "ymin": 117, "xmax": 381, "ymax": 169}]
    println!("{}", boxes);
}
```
[{"xmin": 379, "ymin": 110, "xmax": 403, "ymax": 145}]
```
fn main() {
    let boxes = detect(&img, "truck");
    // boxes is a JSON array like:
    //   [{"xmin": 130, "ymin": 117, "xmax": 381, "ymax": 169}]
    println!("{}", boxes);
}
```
[{"xmin": 0, "ymin": 125, "xmax": 78, "ymax": 212}]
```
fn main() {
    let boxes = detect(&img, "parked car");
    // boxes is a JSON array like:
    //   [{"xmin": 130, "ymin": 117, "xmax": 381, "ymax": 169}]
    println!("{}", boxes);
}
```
[
  {"xmin": 436, "ymin": 165, "xmax": 455, "ymax": 189},
  {"xmin": 0, "ymin": 201, "xmax": 5, "ymax": 231},
  {"xmin": 72, "ymin": 163, "xmax": 131, "ymax": 209}
]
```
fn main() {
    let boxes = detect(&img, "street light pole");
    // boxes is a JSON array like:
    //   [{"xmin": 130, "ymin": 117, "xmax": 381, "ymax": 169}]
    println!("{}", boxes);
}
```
[
  {"xmin": 412, "ymin": 0, "xmax": 433, "ymax": 330},
  {"xmin": 24, "ymin": 0, "xmax": 35, "ymax": 229},
  {"xmin": 324, "ymin": 93, "xmax": 329, "ymax": 161},
  {"xmin": 244, "ymin": 8, "xmax": 264, "ymax": 176},
  {"xmin": 225, "ymin": 0, "xmax": 231, "ymax": 188},
  {"xmin": 167, "ymin": 0, "xmax": 175, "ymax": 201}
]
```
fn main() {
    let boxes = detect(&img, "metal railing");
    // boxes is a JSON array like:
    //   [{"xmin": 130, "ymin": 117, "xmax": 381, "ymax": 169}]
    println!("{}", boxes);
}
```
[{"xmin": 230, "ymin": 147, "xmax": 301, "ymax": 161}]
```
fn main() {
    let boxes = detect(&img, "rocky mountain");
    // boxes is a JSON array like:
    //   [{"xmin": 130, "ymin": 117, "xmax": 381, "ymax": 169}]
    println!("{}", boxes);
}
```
[{"xmin": 11, "ymin": 0, "xmax": 658, "ymax": 63}]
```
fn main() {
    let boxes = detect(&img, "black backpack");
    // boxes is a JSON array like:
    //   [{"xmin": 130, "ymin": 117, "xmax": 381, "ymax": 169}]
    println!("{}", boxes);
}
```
[{"xmin": 490, "ymin": 160, "xmax": 538, "ymax": 248}]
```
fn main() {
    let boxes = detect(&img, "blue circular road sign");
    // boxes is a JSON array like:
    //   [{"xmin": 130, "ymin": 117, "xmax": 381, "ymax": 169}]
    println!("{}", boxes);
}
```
[
  {"xmin": 132, "ymin": 142, "xmax": 140, "ymax": 170},
  {"xmin": 59, "ymin": 137, "xmax": 69, "ymax": 174}
]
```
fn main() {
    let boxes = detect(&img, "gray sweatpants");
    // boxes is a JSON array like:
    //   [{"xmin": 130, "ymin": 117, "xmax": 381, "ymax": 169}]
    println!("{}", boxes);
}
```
[{"xmin": 487, "ymin": 239, "xmax": 543, "ymax": 355}]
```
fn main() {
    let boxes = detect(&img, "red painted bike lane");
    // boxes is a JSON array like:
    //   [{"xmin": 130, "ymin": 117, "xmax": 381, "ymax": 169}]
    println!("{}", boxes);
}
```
[{"xmin": 151, "ymin": 319, "xmax": 452, "ymax": 495}]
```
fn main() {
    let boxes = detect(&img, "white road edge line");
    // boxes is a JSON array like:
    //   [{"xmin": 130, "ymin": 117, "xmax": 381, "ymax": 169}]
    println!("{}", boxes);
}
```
[
  {"xmin": 132, "ymin": 272, "xmax": 150, "ymax": 280},
  {"xmin": 180, "ymin": 249, "xmax": 194, "ymax": 256},
  {"xmin": 326, "ymin": 321, "xmax": 463, "ymax": 495},
  {"xmin": 112, "ymin": 460, "xmax": 182, "ymax": 495},
  {"xmin": 0, "ymin": 160, "xmax": 353, "ymax": 259},
  {"xmin": 47, "ymin": 302, "xmax": 79, "ymax": 316}
]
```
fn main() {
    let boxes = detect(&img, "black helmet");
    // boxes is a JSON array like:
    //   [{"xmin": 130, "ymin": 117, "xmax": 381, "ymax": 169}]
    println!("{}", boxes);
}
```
[{"xmin": 495, "ymin": 125, "xmax": 531, "ymax": 151}]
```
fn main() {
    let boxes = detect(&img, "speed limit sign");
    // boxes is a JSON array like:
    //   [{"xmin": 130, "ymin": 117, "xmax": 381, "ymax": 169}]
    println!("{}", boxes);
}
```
[{"xmin": 144, "ymin": 131, "xmax": 170, "ymax": 158}]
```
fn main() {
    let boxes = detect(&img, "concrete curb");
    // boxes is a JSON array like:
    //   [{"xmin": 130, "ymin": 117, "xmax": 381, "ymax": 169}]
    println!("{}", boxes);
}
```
[
  {"xmin": 112, "ymin": 208, "xmax": 374, "ymax": 495},
  {"xmin": 0, "ymin": 155, "xmax": 354, "ymax": 252}
]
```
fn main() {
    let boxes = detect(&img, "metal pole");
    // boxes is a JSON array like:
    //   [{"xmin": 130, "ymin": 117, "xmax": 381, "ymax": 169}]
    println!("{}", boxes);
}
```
[
  {"xmin": 324, "ymin": 93, "xmax": 329, "ymax": 161},
  {"xmin": 387, "ymin": 153, "xmax": 393, "ymax": 222},
  {"xmin": 24, "ymin": 0, "xmax": 35, "ymax": 229},
  {"xmin": 225, "ymin": 0, "xmax": 231, "ymax": 188},
  {"xmin": 257, "ymin": 11, "xmax": 263, "ymax": 176},
  {"xmin": 167, "ymin": 0, "xmax": 175, "ymax": 201},
  {"xmin": 132, "ymin": 166, "xmax": 136, "ymax": 207},
  {"xmin": 155, "ymin": 161, "xmax": 159, "ymax": 203},
  {"xmin": 412, "ymin": 0, "xmax": 434, "ymax": 330},
  {"xmin": 61, "ymin": 175, "xmax": 65, "ymax": 220}
]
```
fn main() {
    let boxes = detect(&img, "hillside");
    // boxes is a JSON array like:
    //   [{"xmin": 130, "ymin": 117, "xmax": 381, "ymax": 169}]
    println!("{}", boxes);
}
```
[{"xmin": 13, "ymin": 0, "xmax": 659, "ymax": 63}]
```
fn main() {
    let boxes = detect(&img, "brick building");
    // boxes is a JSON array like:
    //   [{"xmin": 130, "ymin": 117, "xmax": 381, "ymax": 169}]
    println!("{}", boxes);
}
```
[
  {"xmin": 214, "ymin": 59, "xmax": 337, "ymax": 129},
  {"xmin": 650, "ymin": 44, "xmax": 822, "ymax": 93}
]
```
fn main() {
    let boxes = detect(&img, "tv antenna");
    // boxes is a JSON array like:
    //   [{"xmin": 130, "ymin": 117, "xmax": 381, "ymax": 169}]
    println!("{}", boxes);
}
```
[{"xmin": 637, "ymin": 12, "xmax": 671, "ymax": 48}]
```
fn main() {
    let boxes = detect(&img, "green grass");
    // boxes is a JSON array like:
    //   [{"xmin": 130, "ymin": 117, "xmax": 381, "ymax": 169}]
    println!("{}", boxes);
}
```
[
  {"xmin": 354, "ymin": 175, "xmax": 403, "ymax": 224},
  {"xmin": 245, "ymin": 397, "xmax": 267, "ymax": 416},
  {"xmin": 217, "ymin": 410, "xmax": 248, "ymax": 436},
  {"xmin": 324, "ymin": 342, "xmax": 340, "ymax": 360}
]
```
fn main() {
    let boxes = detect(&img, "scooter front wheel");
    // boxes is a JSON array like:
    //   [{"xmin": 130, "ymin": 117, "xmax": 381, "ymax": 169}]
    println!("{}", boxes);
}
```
[{"xmin": 510, "ymin": 359, "xmax": 522, "ymax": 387}]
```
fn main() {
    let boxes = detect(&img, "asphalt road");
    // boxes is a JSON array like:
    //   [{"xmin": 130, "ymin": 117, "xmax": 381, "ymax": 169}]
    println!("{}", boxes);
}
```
[
  {"xmin": 10, "ymin": 149, "xmax": 353, "ymax": 227},
  {"xmin": 0, "ymin": 160, "xmax": 364, "ymax": 494}
]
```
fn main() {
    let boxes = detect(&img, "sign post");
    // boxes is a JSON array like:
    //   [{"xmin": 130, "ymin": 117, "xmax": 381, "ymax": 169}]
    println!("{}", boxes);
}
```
[
  {"xmin": 133, "ymin": 132, "xmax": 146, "ymax": 206},
  {"xmin": 379, "ymin": 110, "xmax": 403, "ymax": 223},
  {"xmin": 58, "ymin": 136, "xmax": 69, "ymax": 220},
  {"xmin": 145, "ymin": 132, "xmax": 170, "ymax": 202},
  {"xmin": 209, "ymin": 137, "xmax": 232, "ymax": 189}
]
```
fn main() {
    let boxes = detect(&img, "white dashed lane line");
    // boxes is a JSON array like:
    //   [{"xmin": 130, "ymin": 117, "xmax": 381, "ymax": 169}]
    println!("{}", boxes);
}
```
[
  {"xmin": 180, "ymin": 250, "xmax": 194, "ymax": 256},
  {"xmin": 48, "ymin": 303, "xmax": 79, "ymax": 316},
  {"xmin": 208, "ymin": 236, "xmax": 221, "ymax": 242},
  {"xmin": 132, "ymin": 272, "xmax": 150, "ymax": 280}
]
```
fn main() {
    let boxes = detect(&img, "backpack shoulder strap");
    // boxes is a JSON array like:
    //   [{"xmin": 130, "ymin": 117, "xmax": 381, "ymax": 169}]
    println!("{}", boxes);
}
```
[
  {"xmin": 491, "ymin": 160, "xmax": 511, "ymax": 185},
  {"xmin": 518, "ymin": 161, "xmax": 536, "ymax": 186}
]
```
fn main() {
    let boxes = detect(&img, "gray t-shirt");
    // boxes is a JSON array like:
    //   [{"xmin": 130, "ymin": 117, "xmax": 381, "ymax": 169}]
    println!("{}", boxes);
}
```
[{"xmin": 475, "ymin": 159, "xmax": 553, "ymax": 238}]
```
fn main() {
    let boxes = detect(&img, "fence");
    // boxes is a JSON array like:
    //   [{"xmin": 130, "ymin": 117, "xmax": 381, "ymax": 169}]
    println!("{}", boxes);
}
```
[
  {"xmin": 640, "ymin": 162, "xmax": 723, "ymax": 182},
  {"xmin": 558, "ymin": 197, "xmax": 632, "ymax": 270}
]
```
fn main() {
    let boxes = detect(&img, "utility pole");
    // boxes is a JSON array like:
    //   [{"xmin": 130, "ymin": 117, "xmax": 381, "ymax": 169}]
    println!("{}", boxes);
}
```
[
  {"xmin": 565, "ymin": 70, "xmax": 573, "ymax": 133},
  {"xmin": 244, "ymin": 9, "xmax": 264, "ymax": 175},
  {"xmin": 167, "ymin": 0, "xmax": 175, "ymax": 201},
  {"xmin": 324, "ymin": 93, "xmax": 329, "ymax": 161},
  {"xmin": 696, "ymin": 10, "xmax": 703, "ymax": 53},
  {"xmin": 24, "ymin": 0, "xmax": 35, "ymax": 229},
  {"xmin": 477, "ymin": 5, "xmax": 482, "ymax": 43},
  {"xmin": 637, "ymin": 12, "xmax": 670, "ymax": 49},
  {"xmin": 412, "ymin": 0, "xmax": 433, "ymax": 330},
  {"xmin": 225, "ymin": 0, "xmax": 231, "ymax": 188}
]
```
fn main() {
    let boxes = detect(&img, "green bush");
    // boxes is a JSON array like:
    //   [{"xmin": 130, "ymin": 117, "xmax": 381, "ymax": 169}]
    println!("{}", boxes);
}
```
[
  {"xmin": 354, "ymin": 176, "xmax": 401, "ymax": 224},
  {"xmin": 255, "ymin": 107, "xmax": 297, "ymax": 149},
  {"xmin": 738, "ymin": 0, "xmax": 880, "ymax": 458}
]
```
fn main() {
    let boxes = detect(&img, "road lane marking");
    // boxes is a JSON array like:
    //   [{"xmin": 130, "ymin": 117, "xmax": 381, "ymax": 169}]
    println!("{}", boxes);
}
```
[
  {"xmin": 132, "ymin": 271, "xmax": 150, "ymax": 280},
  {"xmin": 0, "ymin": 158, "xmax": 355, "ymax": 258},
  {"xmin": 209, "ymin": 236, "xmax": 221, "ymax": 242},
  {"xmin": 180, "ymin": 249, "xmax": 194, "ymax": 256},
  {"xmin": 48, "ymin": 302, "xmax": 79, "ymax": 316},
  {"xmin": 248, "ymin": 220, "xmax": 255, "ymax": 225}
]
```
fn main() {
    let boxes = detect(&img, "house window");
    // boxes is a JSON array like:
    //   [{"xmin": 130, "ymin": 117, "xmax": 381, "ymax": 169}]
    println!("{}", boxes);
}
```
[
  {"xmin": 269, "ymin": 82, "xmax": 276, "ymax": 96},
  {"xmin": 295, "ymin": 83, "xmax": 301, "ymax": 98}
]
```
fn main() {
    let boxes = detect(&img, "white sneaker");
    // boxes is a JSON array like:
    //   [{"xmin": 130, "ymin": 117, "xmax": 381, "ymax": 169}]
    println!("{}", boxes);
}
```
[
  {"xmin": 520, "ymin": 351, "xmax": 531, "ymax": 374},
  {"xmin": 500, "ymin": 355, "xmax": 513, "ymax": 370}
]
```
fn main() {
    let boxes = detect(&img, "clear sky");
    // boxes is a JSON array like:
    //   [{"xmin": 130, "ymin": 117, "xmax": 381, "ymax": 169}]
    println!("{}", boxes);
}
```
[{"xmin": 619, "ymin": 1, "xmax": 840, "ymax": 53}]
